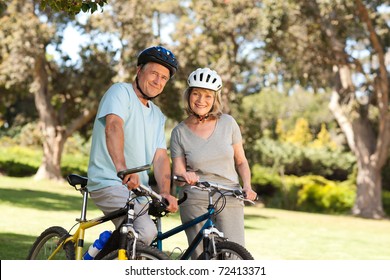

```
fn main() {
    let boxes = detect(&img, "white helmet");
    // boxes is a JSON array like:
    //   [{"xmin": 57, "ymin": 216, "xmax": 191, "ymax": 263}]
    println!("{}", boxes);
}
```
[{"xmin": 187, "ymin": 68, "xmax": 222, "ymax": 91}]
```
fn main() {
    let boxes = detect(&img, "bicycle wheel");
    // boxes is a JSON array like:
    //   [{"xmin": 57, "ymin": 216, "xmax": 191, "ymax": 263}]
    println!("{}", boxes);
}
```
[
  {"xmin": 27, "ymin": 226, "xmax": 75, "ymax": 260},
  {"xmin": 197, "ymin": 241, "xmax": 254, "ymax": 260},
  {"xmin": 102, "ymin": 243, "xmax": 169, "ymax": 260}
]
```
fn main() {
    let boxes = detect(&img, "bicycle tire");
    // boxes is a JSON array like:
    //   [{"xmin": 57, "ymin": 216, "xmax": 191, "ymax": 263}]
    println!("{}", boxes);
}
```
[
  {"xmin": 27, "ymin": 226, "xmax": 75, "ymax": 260},
  {"xmin": 102, "ymin": 243, "xmax": 169, "ymax": 260},
  {"xmin": 197, "ymin": 240, "xmax": 254, "ymax": 260}
]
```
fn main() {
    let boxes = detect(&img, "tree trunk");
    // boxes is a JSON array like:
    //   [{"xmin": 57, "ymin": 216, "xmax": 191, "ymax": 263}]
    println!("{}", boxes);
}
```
[
  {"xmin": 351, "ymin": 117, "xmax": 385, "ymax": 218},
  {"xmin": 325, "ymin": 1, "xmax": 389, "ymax": 219},
  {"xmin": 30, "ymin": 51, "xmax": 64, "ymax": 181},
  {"xmin": 353, "ymin": 160, "xmax": 384, "ymax": 219},
  {"xmin": 330, "ymin": 68, "xmax": 387, "ymax": 219},
  {"xmin": 34, "ymin": 126, "xmax": 66, "ymax": 181}
]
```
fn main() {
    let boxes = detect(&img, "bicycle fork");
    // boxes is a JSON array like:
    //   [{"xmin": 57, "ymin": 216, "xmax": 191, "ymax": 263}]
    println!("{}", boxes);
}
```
[
  {"xmin": 202, "ymin": 227, "xmax": 224, "ymax": 259},
  {"xmin": 118, "ymin": 199, "xmax": 139, "ymax": 260}
]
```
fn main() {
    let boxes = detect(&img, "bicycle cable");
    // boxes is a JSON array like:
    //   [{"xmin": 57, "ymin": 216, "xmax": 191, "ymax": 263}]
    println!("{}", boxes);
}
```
[
  {"xmin": 213, "ymin": 190, "xmax": 227, "ymax": 215},
  {"xmin": 132, "ymin": 196, "xmax": 151, "ymax": 222}
]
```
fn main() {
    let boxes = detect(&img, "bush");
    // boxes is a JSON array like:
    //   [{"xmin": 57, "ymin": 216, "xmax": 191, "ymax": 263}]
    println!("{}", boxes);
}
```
[
  {"xmin": 251, "ymin": 164, "xmax": 300, "ymax": 210},
  {"xmin": 383, "ymin": 190, "xmax": 390, "ymax": 216},
  {"xmin": 61, "ymin": 153, "xmax": 88, "ymax": 176},
  {"xmin": 0, "ymin": 146, "xmax": 41, "ymax": 176},
  {"xmin": 251, "ymin": 165, "xmax": 356, "ymax": 214},
  {"xmin": 252, "ymin": 138, "xmax": 356, "ymax": 181},
  {"xmin": 0, "ymin": 144, "xmax": 88, "ymax": 178},
  {"xmin": 297, "ymin": 176, "xmax": 356, "ymax": 214}
]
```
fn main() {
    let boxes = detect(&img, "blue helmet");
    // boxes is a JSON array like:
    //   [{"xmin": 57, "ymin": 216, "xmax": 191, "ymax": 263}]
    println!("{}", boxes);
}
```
[{"xmin": 137, "ymin": 46, "xmax": 178, "ymax": 77}]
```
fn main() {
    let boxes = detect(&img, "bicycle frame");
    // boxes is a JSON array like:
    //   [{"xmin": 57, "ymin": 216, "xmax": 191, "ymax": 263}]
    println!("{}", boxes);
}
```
[
  {"xmin": 147, "ymin": 176, "xmax": 256, "ymax": 260},
  {"xmin": 152, "ymin": 191, "xmax": 225, "ymax": 260},
  {"xmin": 30, "ymin": 165, "xmax": 176, "ymax": 260},
  {"xmin": 154, "ymin": 208, "xmax": 215, "ymax": 259},
  {"xmin": 51, "ymin": 167, "xmax": 151, "ymax": 260},
  {"xmin": 50, "ymin": 207, "xmax": 126, "ymax": 260}
]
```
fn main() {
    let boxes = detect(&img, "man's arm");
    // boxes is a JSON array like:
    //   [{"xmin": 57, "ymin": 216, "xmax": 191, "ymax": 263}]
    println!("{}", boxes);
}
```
[
  {"xmin": 153, "ymin": 148, "xmax": 178, "ymax": 212},
  {"xmin": 105, "ymin": 114, "xmax": 139, "ymax": 189}
]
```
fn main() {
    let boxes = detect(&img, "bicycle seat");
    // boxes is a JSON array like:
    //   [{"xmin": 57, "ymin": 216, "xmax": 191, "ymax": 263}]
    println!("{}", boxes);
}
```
[{"xmin": 67, "ymin": 174, "xmax": 88, "ymax": 188}]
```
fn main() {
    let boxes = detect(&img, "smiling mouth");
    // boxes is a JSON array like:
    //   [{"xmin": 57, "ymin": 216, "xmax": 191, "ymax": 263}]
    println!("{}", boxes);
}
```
[{"xmin": 195, "ymin": 104, "xmax": 208, "ymax": 108}]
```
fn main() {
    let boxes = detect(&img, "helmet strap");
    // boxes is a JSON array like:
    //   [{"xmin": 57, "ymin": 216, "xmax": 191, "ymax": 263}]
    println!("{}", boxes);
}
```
[
  {"xmin": 135, "ymin": 75, "xmax": 158, "ymax": 101},
  {"xmin": 196, "ymin": 113, "xmax": 210, "ymax": 122},
  {"xmin": 188, "ymin": 91, "xmax": 215, "ymax": 122}
]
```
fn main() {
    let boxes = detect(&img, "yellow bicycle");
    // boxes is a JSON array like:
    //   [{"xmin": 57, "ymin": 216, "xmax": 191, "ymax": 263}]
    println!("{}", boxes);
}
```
[{"xmin": 27, "ymin": 165, "xmax": 169, "ymax": 260}]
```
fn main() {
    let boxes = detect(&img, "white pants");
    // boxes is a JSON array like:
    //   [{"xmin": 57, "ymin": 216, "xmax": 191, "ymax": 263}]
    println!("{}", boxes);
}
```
[{"xmin": 89, "ymin": 185, "xmax": 157, "ymax": 245}]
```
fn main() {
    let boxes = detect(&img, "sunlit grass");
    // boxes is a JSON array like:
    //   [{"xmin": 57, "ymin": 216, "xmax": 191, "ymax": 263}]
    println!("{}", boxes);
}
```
[{"xmin": 1, "ymin": 175, "xmax": 390, "ymax": 260}]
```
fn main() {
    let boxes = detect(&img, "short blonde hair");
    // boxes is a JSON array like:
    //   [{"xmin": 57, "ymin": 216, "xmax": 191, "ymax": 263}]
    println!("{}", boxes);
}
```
[{"xmin": 183, "ymin": 87, "xmax": 223, "ymax": 118}]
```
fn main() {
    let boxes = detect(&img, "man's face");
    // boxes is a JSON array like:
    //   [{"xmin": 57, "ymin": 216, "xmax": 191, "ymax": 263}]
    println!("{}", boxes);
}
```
[{"xmin": 137, "ymin": 62, "xmax": 170, "ymax": 98}]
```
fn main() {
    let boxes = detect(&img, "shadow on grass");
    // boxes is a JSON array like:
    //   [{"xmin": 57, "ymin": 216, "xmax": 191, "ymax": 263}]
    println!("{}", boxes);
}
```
[
  {"xmin": 0, "ymin": 232, "xmax": 94, "ymax": 260},
  {"xmin": 0, "ymin": 232, "xmax": 38, "ymax": 260},
  {"xmin": 244, "ymin": 211, "xmax": 275, "ymax": 230},
  {"xmin": 0, "ymin": 188, "xmax": 84, "ymax": 211}
]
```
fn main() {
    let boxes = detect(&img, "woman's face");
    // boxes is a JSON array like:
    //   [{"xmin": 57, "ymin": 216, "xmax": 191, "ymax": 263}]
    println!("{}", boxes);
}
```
[{"xmin": 189, "ymin": 88, "xmax": 215, "ymax": 116}]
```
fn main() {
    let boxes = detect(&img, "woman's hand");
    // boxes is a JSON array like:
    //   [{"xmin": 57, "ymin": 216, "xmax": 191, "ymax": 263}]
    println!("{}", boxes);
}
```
[
  {"xmin": 182, "ymin": 171, "xmax": 199, "ymax": 185},
  {"xmin": 243, "ymin": 187, "xmax": 258, "ymax": 201}
]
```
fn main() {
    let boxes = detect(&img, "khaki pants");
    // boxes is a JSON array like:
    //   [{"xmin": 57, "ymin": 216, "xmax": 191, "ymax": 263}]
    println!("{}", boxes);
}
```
[
  {"xmin": 90, "ymin": 185, "xmax": 157, "ymax": 245},
  {"xmin": 179, "ymin": 193, "xmax": 245, "ymax": 259}
]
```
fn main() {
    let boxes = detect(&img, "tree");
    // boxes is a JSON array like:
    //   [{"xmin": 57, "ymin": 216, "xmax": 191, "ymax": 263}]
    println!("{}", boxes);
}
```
[
  {"xmin": 41, "ymin": 0, "xmax": 108, "ymax": 14},
  {"xmin": 261, "ymin": 0, "xmax": 390, "ymax": 218},
  {"xmin": 171, "ymin": 0, "xmax": 264, "ymax": 113},
  {"xmin": 84, "ymin": 0, "xmax": 186, "ymax": 121},
  {"xmin": 0, "ymin": 0, "xmax": 115, "ymax": 180},
  {"xmin": 0, "ymin": 0, "xmax": 108, "ymax": 15},
  {"xmin": 285, "ymin": 118, "xmax": 313, "ymax": 146}
]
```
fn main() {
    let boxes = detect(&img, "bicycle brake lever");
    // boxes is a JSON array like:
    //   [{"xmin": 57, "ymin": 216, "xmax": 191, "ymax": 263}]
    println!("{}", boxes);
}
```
[
  {"xmin": 234, "ymin": 189, "xmax": 244, "ymax": 197},
  {"xmin": 132, "ymin": 187, "xmax": 147, "ymax": 197}
]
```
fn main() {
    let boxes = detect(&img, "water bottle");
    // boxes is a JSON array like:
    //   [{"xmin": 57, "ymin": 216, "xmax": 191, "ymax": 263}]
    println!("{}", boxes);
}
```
[{"xmin": 83, "ymin": 230, "xmax": 112, "ymax": 260}]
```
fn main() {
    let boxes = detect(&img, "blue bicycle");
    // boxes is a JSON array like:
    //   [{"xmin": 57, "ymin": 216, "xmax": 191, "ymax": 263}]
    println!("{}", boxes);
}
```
[{"xmin": 142, "ymin": 175, "xmax": 255, "ymax": 260}]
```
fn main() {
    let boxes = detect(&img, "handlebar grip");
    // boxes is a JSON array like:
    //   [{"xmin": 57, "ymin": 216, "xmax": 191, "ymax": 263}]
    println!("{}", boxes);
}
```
[
  {"xmin": 241, "ymin": 190, "xmax": 259, "ymax": 202},
  {"xmin": 117, "ymin": 164, "xmax": 151, "ymax": 180},
  {"xmin": 177, "ymin": 192, "xmax": 188, "ymax": 205},
  {"xmin": 172, "ymin": 175, "xmax": 186, "ymax": 183}
]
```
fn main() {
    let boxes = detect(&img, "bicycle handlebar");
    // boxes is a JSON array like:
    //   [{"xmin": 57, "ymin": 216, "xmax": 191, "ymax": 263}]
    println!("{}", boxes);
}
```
[
  {"xmin": 173, "ymin": 175, "xmax": 257, "ymax": 204},
  {"xmin": 117, "ymin": 164, "xmax": 151, "ymax": 180}
]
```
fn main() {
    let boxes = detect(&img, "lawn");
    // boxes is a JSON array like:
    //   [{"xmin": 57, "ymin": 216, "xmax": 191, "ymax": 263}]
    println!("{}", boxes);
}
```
[{"xmin": 1, "ymin": 175, "xmax": 390, "ymax": 260}]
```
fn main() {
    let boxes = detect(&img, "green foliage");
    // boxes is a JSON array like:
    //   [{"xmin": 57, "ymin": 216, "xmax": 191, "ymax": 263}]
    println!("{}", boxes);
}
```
[
  {"xmin": 251, "ymin": 164, "xmax": 357, "ymax": 214},
  {"xmin": 40, "ymin": 0, "xmax": 107, "ymax": 15},
  {"xmin": 237, "ymin": 90, "xmax": 340, "ymax": 167},
  {"xmin": 382, "ymin": 158, "xmax": 390, "ymax": 191},
  {"xmin": 61, "ymin": 153, "xmax": 88, "ymax": 176},
  {"xmin": 251, "ymin": 164, "xmax": 283, "ymax": 194},
  {"xmin": 0, "ymin": 143, "xmax": 88, "ymax": 177},
  {"xmin": 383, "ymin": 191, "xmax": 390, "ymax": 216},
  {"xmin": 284, "ymin": 117, "xmax": 313, "ymax": 145},
  {"xmin": 311, "ymin": 123, "xmax": 337, "ymax": 150},
  {"xmin": 297, "ymin": 176, "xmax": 356, "ymax": 214},
  {"xmin": 251, "ymin": 164, "xmax": 299, "ymax": 210},
  {"xmin": 252, "ymin": 138, "xmax": 355, "ymax": 181},
  {"xmin": 0, "ymin": 1, "xmax": 6, "ymax": 15},
  {"xmin": 0, "ymin": 146, "xmax": 41, "ymax": 176}
]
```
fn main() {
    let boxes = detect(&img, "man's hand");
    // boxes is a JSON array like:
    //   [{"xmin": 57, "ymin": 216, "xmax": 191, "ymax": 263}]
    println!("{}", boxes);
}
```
[
  {"xmin": 161, "ymin": 193, "xmax": 178, "ymax": 213},
  {"xmin": 122, "ymin": 173, "xmax": 140, "ymax": 190}
]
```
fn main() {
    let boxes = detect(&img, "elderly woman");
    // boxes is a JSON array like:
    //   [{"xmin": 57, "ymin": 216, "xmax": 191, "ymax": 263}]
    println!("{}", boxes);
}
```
[{"xmin": 170, "ymin": 67, "xmax": 257, "ymax": 259}]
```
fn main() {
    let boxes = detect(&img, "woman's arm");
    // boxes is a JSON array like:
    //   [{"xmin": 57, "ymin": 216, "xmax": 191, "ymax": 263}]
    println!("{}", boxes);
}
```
[
  {"xmin": 172, "ymin": 157, "xmax": 199, "ymax": 185},
  {"xmin": 233, "ymin": 141, "xmax": 257, "ymax": 201}
]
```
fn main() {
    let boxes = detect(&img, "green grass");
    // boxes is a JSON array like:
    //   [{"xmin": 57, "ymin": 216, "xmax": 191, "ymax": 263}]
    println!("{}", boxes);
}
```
[{"xmin": 1, "ymin": 175, "xmax": 390, "ymax": 260}]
